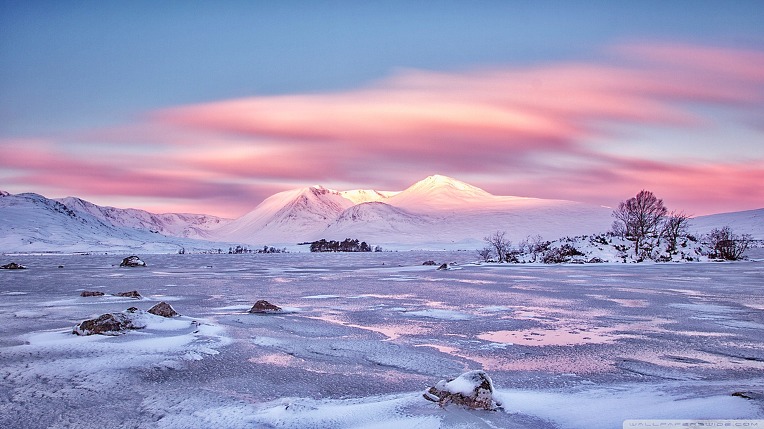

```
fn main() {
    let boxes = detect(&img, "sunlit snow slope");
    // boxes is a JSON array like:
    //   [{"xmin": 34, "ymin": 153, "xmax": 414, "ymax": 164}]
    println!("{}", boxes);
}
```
[
  {"xmin": 689, "ymin": 208, "xmax": 764, "ymax": 239},
  {"xmin": 211, "ymin": 175, "xmax": 615, "ymax": 248},
  {"xmin": 0, "ymin": 193, "xmax": 223, "ymax": 253},
  {"xmin": 58, "ymin": 197, "xmax": 231, "ymax": 240}
]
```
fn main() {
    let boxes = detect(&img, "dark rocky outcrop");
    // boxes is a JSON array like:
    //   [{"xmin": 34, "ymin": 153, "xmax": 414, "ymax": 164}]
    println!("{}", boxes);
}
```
[
  {"xmin": 423, "ymin": 370, "xmax": 501, "ymax": 410},
  {"xmin": 148, "ymin": 301, "xmax": 179, "ymax": 318},
  {"xmin": 116, "ymin": 290, "xmax": 142, "ymax": 299},
  {"xmin": 437, "ymin": 263, "xmax": 449, "ymax": 271},
  {"xmin": 423, "ymin": 260, "xmax": 437, "ymax": 266},
  {"xmin": 80, "ymin": 291, "xmax": 105, "ymax": 297},
  {"xmin": 732, "ymin": 391, "xmax": 763, "ymax": 401},
  {"xmin": 249, "ymin": 300, "xmax": 282, "ymax": 314},
  {"xmin": 1, "ymin": 262, "xmax": 27, "ymax": 270},
  {"xmin": 73, "ymin": 311, "xmax": 146, "ymax": 336},
  {"xmin": 119, "ymin": 256, "xmax": 146, "ymax": 267}
]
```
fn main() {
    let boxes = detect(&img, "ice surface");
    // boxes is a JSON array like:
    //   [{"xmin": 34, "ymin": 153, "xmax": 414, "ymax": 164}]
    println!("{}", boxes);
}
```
[{"xmin": 1, "ymin": 252, "xmax": 763, "ymax": 428}]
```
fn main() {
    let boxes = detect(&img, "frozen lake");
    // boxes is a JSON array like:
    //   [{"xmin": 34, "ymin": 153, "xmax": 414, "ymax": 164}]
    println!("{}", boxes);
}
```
[{"xmin": 1, "ymin": 252, "xmax": 763, "ymax": 428}]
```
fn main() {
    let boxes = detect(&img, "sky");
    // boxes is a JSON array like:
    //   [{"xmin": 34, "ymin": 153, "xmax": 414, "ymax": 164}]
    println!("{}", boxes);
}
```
[{"xmin": 1, "ymin": 1, "xmax": 763, "ymax": 218}]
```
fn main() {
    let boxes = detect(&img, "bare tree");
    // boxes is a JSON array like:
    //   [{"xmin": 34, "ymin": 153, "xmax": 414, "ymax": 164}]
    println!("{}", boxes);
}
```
[
  {"xmin": 518, "ymin": 234, "xmax": 546, "ymax": 262},
  {"xmin": 707, "ymin": 226, "xmax": 752, "ymax": 260},
  {"xmin": 661, "ymin": 210, "xmax": 690, "ymax": 252},
  {"xmin": 612, "ymin": 190, "xmax": 668, "ymax": 257},
  {"xmin": 484, "ymin": 231, "xmax": 511, "ymax": 263},
  {"xmin": 476, "ymin": 246, "xmax": 493, "ymax": 262}
]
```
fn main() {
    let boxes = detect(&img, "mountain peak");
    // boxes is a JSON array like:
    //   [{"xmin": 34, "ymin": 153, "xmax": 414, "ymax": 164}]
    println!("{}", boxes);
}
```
[
  {"xmin": 414, "ymin": 175, "xmax": 487, "ymax": 192},
  {"xmin": 387, "ymin": 175, "xmax": 494, "ymax": 211}
]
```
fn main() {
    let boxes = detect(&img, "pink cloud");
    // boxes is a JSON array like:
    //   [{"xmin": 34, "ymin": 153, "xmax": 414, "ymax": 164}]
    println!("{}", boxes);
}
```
[{"xmin": 3, "ymin": 42, "xmax": 763, "ymax": 217}]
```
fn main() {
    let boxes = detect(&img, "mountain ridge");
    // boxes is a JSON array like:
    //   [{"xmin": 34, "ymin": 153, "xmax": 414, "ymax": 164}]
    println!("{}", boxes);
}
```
[{"xmin": 2, "ymin": 176, "xmax": 762, "ymax": 252}]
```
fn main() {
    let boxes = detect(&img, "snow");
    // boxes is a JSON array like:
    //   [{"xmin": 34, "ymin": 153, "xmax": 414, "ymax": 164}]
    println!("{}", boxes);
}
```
[
  {"xmin": 2, "ymin": 177, "xmax": 761, "ymax": 254},
  {"xmin": 57, "ymin": 196, "xmax": 232, "ymax": 240},
  {"xmin": 1, "ymin": 252, "xmax": 762, "ymax": 428},
  {"xmin": 0, "ymin": 192, "xmax": 231, "ymax": 254},
  {"xmin": 689, "ymin": 208, "xmax": 764, "ymax": 240}
]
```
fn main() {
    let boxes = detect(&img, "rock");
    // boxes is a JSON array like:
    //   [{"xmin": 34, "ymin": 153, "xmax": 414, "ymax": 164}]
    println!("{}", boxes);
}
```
[
  {"xmin": 732, "ymin": 391, "xmax": 763, "ymax": 400},
  {"xmin": 423, "ymin": 370, "xmax": 501, "ymax": 411},
  {"xmin": 423, "ymin": 260, "xmax": 437, "ymax": 266},
  {"xmin": 73, "ymin": 311, "xmax": 146, "ymax": 336},
  {"xmin": 126, "ymin": 307, "xmax": 139, "ymax": 313},
  {"xmin": 58, "ymin": 265, "xmax": 64, "ymax": 269},
  {"xmin": 80, "ymin": 291, "xmax": 105, "ymax": 297},
  {"xmin": 119, "ymin": 255, "xmax": 146, "ymax": 267},
  {"xmin": 437, "ymin": 263, "xmax": 449, "ymax": 270},
  {"xmin": 249, "ymin": 300, "xmax": 282, "ymax": 314},
  {"xmin": 116, "ymin": 290, "xmax": 142, "ymax": 299},
  {"xmin": 1, "ymin": 262, "xmax": 26, "ymax": 270},
  {"xmin": 148, "ymin": 301, "xmax": 179, "ymax": 318}
]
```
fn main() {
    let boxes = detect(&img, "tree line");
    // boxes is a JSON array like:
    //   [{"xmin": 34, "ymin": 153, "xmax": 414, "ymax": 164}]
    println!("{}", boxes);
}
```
[{"xmin": 309, "ymin": 238, "xmax": 381, "ymax": 253}]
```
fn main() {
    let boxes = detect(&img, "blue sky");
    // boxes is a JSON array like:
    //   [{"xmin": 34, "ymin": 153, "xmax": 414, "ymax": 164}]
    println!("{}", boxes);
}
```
[{"xmin": 1, "ymin": 1, "xmax": 763, "ymax": 216}]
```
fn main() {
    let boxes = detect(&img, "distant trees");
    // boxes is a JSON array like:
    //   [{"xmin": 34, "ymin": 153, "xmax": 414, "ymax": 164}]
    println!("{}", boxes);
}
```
[
  {"xmin": 612, "ymin": 190, "xmax": 668, "ymax": 258},
  {"xmin": 310, "ymin": 238, "xmax": 373, "ymax": 252},
  {"xmin": 707, "ymin": 227, "xmax": 752, "ymax": 260},
  {"xmin": 484, "ymin": 231, "xmax": 512, "ymax": 263},
  {"xmin": 227, "ymin": 245, "xmax": 286, "ymax": 254}
]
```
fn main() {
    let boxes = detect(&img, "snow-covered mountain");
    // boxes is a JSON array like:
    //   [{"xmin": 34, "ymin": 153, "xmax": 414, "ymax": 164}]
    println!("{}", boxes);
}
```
[
  {"xmin": 0, "ymin": 193, "xmax": 226, "ymax": 253},
  {"xmin": 211, "ymin": 186, "xmax": 356, "ymax": 243},
  {"xmin": 689, "ymin": 208, "xmax": 764, "ymax": 240},
  {"xmin": 57, "ymin": 196, "xmax": 231, "ymax": 240},
  {"xmin": 4, "ymin": 177, "xmax": 762, "ymax": 253},
  {"xmin": 211, "ymin": 175, "xmax": 616, "ymax": 248},
  {"xmin": 338, "ymin": 189, "xmax": 398, "ymax": 205}
]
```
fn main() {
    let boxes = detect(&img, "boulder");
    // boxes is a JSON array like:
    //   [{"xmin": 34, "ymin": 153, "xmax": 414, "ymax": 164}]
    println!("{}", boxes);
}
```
[
  {"xmin": 119, "ymin": 256, "xmax": 146, "ymax": 267},
  {"xmin": 73, "ymin": 311, "xmax": 146, "ymax": 336},
  {"xmin": 249, "ymin": 300, "xmax": 282, "ymax": 314},
  {"xmin": 148, "ymin": 301, "xmax": 179, "ymax": 318},
  {"xmin": 1, "ymin": 262, "xmax": 27, "ymax": 270},
  {"xmin": 437, "ymin": 263, "xmax": 449, "ymax": 270},
  {"xmin": 732, "ymin": 391, "xmax": 763, "ymax": 401},
  {"xmin": 116, "ymin": 290, "xmax": 142, "ymax": 299},
  {"xmin": 423, "ymin": 260, "xmax": 437, "ymax": 266},
  {"xmin": 80, "ymin": 291, "xmax": 105, "ymax": 297},
  {"xmin": 423, "ymin": 370, "xmax": 501, "ymax": 410}
]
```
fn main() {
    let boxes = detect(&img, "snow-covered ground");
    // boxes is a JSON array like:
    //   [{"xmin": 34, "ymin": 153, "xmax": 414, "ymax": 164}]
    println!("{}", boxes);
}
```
[{"xmin": 1, "ymin": 252, "xmax": 762, "ymax": 428}]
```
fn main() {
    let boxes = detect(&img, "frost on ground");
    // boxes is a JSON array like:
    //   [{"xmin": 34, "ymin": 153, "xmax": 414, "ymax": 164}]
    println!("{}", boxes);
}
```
[{"xmin": 0, "ymin": 252, "xmax": 763, "ymax": 428}]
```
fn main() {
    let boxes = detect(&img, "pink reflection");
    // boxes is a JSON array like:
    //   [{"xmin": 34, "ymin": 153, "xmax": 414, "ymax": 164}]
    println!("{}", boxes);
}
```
[{"xmin": 306, "ymin": 314, "xmax": 429, "ymax": 341}]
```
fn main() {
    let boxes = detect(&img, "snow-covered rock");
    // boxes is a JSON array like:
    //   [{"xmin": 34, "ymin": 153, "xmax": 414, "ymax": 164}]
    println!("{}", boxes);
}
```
[
  {"xmin": 249, "ymin": 300, "xmax": 282, "ymax": 314},
  {"xmin": 148, "ymin": 301, "xmax": 179, "ymax": 318},
  {"xmin": 424, "ymin": 370, "xmax": 500, "ymax": 410},
  {"xmin": 73, "ymin": 310, "xmax": 147, "ymax": 336},
  {"xmin": 119, "ymin": 255, "xmax": 146, "ymax": 267},
  {"xmin": 115, "ymin": 290, "xmax": 142, "ymax": 298},
  {"xmin": 1, "ymin": 262, "xmax": 27, "ymax": 269}
]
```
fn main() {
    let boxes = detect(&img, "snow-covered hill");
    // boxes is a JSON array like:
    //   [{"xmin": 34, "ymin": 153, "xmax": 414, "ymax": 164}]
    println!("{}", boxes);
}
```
[
  {"xmin": 0, "ymin": 193, "xmax": 225, "ymax": 254},
  {"xmin": 57, "ymin": 196, "xmax": 231, "ymax": 240},
  {"xmin": 689, "ymin": 208, "xmax": 764, "ymax": 240}
]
